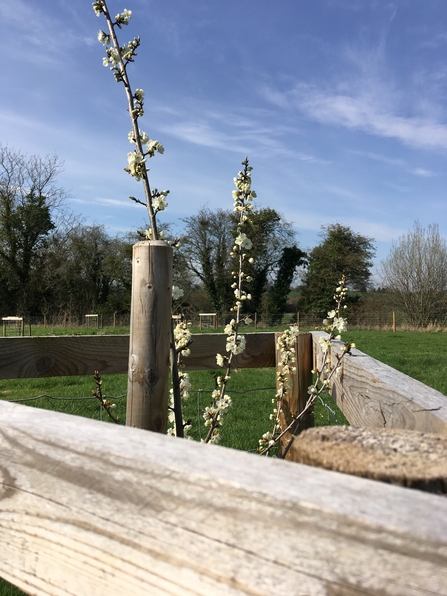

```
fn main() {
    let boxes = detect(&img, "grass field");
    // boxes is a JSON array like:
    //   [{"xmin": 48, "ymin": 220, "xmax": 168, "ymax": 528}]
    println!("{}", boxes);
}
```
[
  {"xmin": 1, "ymin": 328, "xmax": 446, "ymax": 595},
  {"xmin": 342, "ymin": 329, "xmax": 447, "ymax": 396}
]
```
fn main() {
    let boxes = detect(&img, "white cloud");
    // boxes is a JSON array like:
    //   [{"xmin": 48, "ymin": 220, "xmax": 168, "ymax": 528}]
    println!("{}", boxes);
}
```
[
  {"xmin": 409, "ymin": 167, "xmax": 435, "ymax": 177},
  {"xmin": 292, "ymin": 87, "xmax": 447, "ymax": 150}
]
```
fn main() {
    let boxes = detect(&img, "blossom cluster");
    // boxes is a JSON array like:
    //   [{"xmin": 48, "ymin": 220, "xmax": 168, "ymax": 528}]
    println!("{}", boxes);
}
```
[
  {"xmin": 125, "ymin": 151, "xmax": 146, "ymax": 181},
  {"xmin": 167, "ymin": 368, "xmax": 192, "ymax": 438},
  {"xmin": 258, "ymin": 325, "xmax": 299, "ymax": 453},
  {"xmin": 172, "ymin": 285, "xmax": 184, "ymax": 301},
  {"xmin": 151, "ymin": 189, "xmax": 169, "ymax": 213},
  {"xmin": 94, "ymin": 1, "xmax": 166, "ymax": 238},
  {"xmin": 173, "ymin": 320, "xmax": 192, "ymax": 358},
  {"xmin": 203, "ymin": 388, "xmax": 232, "ymax": 444},
  {"xmin": 167, "ymin": 317, "xmax": 193, "ymax": 437},
  {"xmin": 259, "ymin": 277, "xmax": 356, "ymax": 457},
  {"xmin": 128, "ymin": 131, "xmax": 164, "ymax": 157}
]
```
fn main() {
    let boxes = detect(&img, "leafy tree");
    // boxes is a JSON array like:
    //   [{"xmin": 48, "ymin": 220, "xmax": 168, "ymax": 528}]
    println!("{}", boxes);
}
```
[
  {"xmin": 264, "ymin": 245, "xmax": 307, "ymax": 323},
  {"xmin": 0, "ymin": 145, "xmax": 66, "ymax": 315},
  {"xmin": 41, "ymin": 225, "xmax": 134, "ymax": 316},
  {"xmin": 381, "ymin": 222, "xmax": 447, "ymax": 326},
  {"xmin": 299, "ymin": 223, "xmax": 375, "ymax": 313},
  {"xmin": 235, "ymin": 207, "xmax": 296, "ymax": 314},
  {"xmin": 181, "ymin": 207, "xmax": 298, "ymax": 316}
]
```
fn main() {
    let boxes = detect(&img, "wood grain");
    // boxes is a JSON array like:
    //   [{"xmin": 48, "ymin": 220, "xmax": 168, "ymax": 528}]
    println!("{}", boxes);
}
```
[
  {"xmin": 312, "ymin": 331, "xmax": 447, "ymax": 434},
  {"xmin": 0, "ymin": 335, "xmax": 130, "ymax": 379},
  {"xmin": 182, "ymin": 332, "xmax": 276, "ymax": 370},
  {"xmin": 126, "ymin": 241, "xmax": 173, "ymax": 431},
  {"xmin": 0, "ymin": 400, "xmax": 446, "ymax": 596},
  {"xmin": 0, "ymin": 333, "xmax": 276, "ymax": 379}
]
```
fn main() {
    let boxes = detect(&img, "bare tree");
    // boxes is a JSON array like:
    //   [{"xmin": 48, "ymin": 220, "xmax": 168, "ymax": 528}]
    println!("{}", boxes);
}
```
[
  {"xmin": 0, "ymin": 145, "xmax": 67, "ymax": 315},
  {"xmin": 181, "ymin": 207, "xmax": 298, "ymax": 316},
  {"xmin": 381, "ymin": 222, "xmax": 447, "ymax": 326}
]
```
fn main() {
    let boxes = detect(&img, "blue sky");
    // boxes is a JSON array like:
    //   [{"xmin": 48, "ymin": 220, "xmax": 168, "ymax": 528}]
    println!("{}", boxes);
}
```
[{"xmin": 1, "ymin": 0, "xmax": 447, "ymax": 278}]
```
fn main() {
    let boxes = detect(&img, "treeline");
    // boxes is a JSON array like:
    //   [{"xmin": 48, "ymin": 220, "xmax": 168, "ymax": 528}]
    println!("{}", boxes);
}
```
[{"xmin": 2, "ymin": 146, "xmax": 446, "ymax": 327}]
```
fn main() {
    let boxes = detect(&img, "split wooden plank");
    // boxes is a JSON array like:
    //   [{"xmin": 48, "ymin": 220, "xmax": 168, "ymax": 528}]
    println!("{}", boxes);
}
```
[
  {"xmin": 1, "ymin": 400, "xmax": 446, "ymax": 596},
  {"xmin": 312, "ymin": 331, "xmax": 447, "ymax": 434}
]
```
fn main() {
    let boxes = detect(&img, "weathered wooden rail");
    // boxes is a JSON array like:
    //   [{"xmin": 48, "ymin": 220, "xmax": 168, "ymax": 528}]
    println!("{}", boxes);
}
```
[{"xmin": 1, "ymin": 332, "xmax": 447, "ymax": 594}]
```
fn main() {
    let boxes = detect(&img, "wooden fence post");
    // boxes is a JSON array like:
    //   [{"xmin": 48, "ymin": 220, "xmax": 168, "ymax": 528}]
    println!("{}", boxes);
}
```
[
  {"xmin": 275, "ymin": 332, "xmax": 313, "ymax": 459},
  {"xmin": 126, "ymin": 241, "xmax": 173, "ymax": 432},
  {"xmin": 392, "ymin": 311, "xmax": 396, "ymax": 332}
]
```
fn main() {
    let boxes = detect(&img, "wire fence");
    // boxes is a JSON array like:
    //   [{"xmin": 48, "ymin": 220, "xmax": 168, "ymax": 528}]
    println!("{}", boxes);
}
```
[
  {"xmin": 6, "ymin": 386, "xmax": 344, "ymax": 440},
  {"xmin": 3, "ymin": 310, "xmax": 447, "ymax": 336}
]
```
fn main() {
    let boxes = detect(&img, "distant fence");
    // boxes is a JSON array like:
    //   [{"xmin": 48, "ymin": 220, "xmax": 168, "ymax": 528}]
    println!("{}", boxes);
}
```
[{"xmin": 2, "ymin": 310, "xmax": 446, "ymax": 332}]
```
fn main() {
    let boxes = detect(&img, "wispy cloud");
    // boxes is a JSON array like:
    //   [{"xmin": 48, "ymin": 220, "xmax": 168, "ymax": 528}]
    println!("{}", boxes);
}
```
[
  {"xmin": 409, "ymin": 167, "xmax": 435, "ymax": 177},
  {"xmin": 347, "ymin": 149, "xmax": 405, "ymax": 167},
  {"xmin": 347, "ymin": 150, "xmax": 436, "ymax": 177},
  {"xmin": 260, "ymin": 7, "xmax": 447, "ymax": 155},
  {"xmin": 159, "ymin": 103, "xmax": 330, "ymax": 164},
  {"xmin": 282, "ymin": 207, "xmax": 405, "ymax": 244},
  {"xmin": 289, "ymin": 86, "xmax": 447, "ymax": 150},
  {"xmin": 0, "ymin": 0, "xmax": 90, "ymax": 67}
]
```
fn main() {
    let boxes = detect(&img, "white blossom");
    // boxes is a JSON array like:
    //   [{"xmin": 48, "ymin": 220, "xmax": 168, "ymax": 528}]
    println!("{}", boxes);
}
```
[
  {"xmin": 226, "ymin": 334, "xmax": 246, "ymax": 355},
  {"xmin": 234, "ymin": 233, "xmax": 252, "ymax": 250},
  {"xmin": 216, "ymin": 353, "xmax": 225, "ymax": 367},
  {"xmin": 172, "ymin": 286, "xmax": 184, "ymax": 301}
]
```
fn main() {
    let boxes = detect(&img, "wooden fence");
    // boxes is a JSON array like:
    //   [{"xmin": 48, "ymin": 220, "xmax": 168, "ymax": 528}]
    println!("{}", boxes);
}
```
[{"xmin": 1, "ymin": 332, "xmax": 447, "ymax": 595}]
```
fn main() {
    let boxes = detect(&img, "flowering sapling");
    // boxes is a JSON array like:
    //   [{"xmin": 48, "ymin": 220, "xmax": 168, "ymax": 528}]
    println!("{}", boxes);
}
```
[
  {"xmin": 92, "ymin": 371, "xmax": 120, "ymax": 423},
  {"xmin": 259, "ymin": 276, "xmax": 355, "ymax": 457},
  {"xmin": 258, "ymin": 325, "xmax": 300, "ymax": 455},
  {"xmin": 204, "ymin": 158, "xmax": 256, "ymax": 444},
  {"xmin": 93, "ymin": 0, "xmax": 166, "ymax": 239},
  {"xmin": 169, "ymin": 311, "xmax": 193, "ymax": 438}
]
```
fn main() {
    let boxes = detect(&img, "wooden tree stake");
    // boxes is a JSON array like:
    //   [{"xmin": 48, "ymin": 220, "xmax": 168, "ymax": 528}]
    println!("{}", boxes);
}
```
[
  {"xmin": 275, "ymin": 332, "xmax": 313, "ymax": 458},
  {"xmin": 126, "ymin": 240, "xmax": 173, "ymax": 432}
]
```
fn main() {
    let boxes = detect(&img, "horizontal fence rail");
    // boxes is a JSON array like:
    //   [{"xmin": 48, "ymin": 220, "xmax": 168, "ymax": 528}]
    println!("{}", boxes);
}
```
[
  {"xmin": 0, "ymin": 333, "xmax": 276, "ymax": 379},
  {"xmin": 312, "ymin": 332, "xmax": 447, "ymax": 436},
  {"xmin": 1, "ymin": 400, "xmax": 446, "ymax": 596}
]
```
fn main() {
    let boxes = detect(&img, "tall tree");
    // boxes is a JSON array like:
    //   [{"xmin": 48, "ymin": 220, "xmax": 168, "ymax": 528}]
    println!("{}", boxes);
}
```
[
  {"xmin": 181, "ymin": 208, "xmax": 234, "ymax": 315},
  {"xmin": 181, "ymin": 207, "xmax": 298, "ymax": 316},
  {"xmin": 235, "ymin": 207, "xmax": 296, "ymax": 314},
  {"xmin": 0, "ymin": 145, "xmax": 66, "ymax": 315},
  {"xmin": 264, "ymin": 245, "xmax": 307, "ymax": 323},
  {"xmin": 299, "ymin": 223, "xmax": 375, "ymax": 313},
  {"xmin": 41, "ymin": 225, "xmax": 134, "ymax": 316},
  {"xmin": 381, "ymin": 222, "xmax": 447, "ymax": 326}
]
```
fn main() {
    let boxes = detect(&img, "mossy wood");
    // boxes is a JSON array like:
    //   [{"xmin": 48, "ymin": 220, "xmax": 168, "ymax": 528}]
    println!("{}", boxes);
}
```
[
  {"xmin": 291, "ymin": 426, "xmax": 447, "ymax": 494},
  {"xmin": 1, "ymin": 399, "xmax": 446, "ymax": 596},
  {"xmin": 126, "ymin": 241, "xmax": 173, "ymax": 432}
]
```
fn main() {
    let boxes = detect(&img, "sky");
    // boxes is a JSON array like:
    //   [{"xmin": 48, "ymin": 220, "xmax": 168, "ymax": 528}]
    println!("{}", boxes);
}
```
[{"xmin": 1, "ymin": 0, "xmax": 447, "ymax": 280}]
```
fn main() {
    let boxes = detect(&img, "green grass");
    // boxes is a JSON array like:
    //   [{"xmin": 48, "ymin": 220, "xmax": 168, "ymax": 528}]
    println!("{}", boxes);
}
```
[
  {"xmin": 18, "ymin": 324, "xmax": 131, "ymax": 337},
  {"xmin": 342, "ymin": 329, "xmax": 447, "ymax": 396},
  {"xmin": 0, "ymin": 580, "xmax": 24, "ymax": 596}
]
